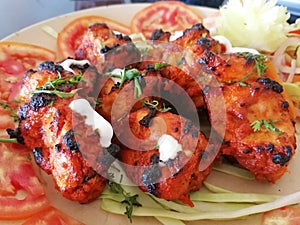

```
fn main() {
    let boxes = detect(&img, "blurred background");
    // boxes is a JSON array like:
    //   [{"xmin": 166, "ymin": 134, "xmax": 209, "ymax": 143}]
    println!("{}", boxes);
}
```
[{"xmin": 0, "ymin": 0, "xmax": 299, "ymax": 39}]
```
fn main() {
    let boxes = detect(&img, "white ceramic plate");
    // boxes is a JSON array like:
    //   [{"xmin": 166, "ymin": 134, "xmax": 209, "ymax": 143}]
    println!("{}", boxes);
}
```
[{"xmin": 1, "ymin": 3, "xmax": 299, "ymax": 225}]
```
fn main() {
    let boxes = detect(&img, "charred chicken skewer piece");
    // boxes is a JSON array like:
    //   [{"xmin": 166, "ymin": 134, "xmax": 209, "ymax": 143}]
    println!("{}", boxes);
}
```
[
  {"xmin": 75, "ymin": 23, "xmax": 141, "ymax": 73},
  {"xmin": 12, "ymin": 60, "xmax": 119, "ymax": 203},
  {"xmin": 117, "ymin": 106, "xmax": 212, "ymax": 206},
  {"xmin": 73, "ymin": 21, "xmax": 296, "ymax": 185},
  {"xmin": 151, "ymin": 24, "xmax": 296, "ymax": 182},
  {"xmin": 195, "ymin": 39, "xmax": 296, "ymax": 183},
  {"xmin": 205, "ymin": 78, "xmax": 296, "ymax": 182}
]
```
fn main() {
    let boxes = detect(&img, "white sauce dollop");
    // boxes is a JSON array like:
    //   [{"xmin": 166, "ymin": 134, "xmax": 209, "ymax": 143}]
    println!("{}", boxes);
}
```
[
  {"xmin": 169, "ymin": 31, "xmax": 184, "ymax": 42},
  {"xmin": 60, "ymin": 59, "xmax": 90, "ymax": 73},
  {"xmin": 158, "ymin": 134, "xmax": 182, "ymax": 162},
  {"xmin": 230, "ymin": 47, "xmax": 260, "ymax": 54},
  {"xmin": 69, "ymin": 98, "xmax": 113, "ymax": 148}
]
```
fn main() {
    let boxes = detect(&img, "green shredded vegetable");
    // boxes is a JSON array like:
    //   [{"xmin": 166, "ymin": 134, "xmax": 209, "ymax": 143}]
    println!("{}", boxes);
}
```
[
  {"xmin": 203, "ymin": 182, "xmax": 232, "ymax": 193},
  {"xmin": 101, "ymin": 161, "xmax": 300, "ymax": 225},
  {"xmin": 190, "ymin": 192, "xmax": 279, "ymax": 203},
  {"xmin": 283, "ymin": 82, "xmax": 300, "ymax": 108},
  {"xmin": 100, "ymin": 170, "xmax": 300, "ymax": 224},
  {"xmin": 212, "ymin": 163, "xmax": 255, "ymax": 180},
  {"xmin": 101, "ymin": 190, "xmax": 300, "ymax": 222}
]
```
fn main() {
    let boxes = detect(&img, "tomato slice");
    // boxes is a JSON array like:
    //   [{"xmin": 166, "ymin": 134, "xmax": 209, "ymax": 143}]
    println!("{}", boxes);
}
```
[
  {"xmin": 0, "ymin": 143, "xmax": 50, "ymax": 220},
  {"xmin": 0, "ymin": 42, "xmax": 55, "ymax": 102},
  {"xmin": 262, "ymin": 206, "xmax": 300, "ymax": 225},
  {"xmin": 130, "ymin": 1, "xmax": 203, "ymax": 38},
  {"xmin": 288, "ymin": 29, "xmax": 300, "ymax": 37},
  {"xmin": 0, "ymin": 42, "xmax": 54, "ymax": 219},
  {"xmin": 56, "ymin": 15, "xmax": 131, "ymax": 60},
  {"xmin": 21, "ymin": 207, "xmax": 85, "ymax": 225}
]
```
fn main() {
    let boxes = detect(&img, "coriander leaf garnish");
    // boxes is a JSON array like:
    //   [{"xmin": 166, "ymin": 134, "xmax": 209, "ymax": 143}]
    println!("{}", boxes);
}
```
[
  {"xmin": 31, "ymin": 89, "xmax": 78, "ymax": 98},
  {"xmin": 153, "ymin": 62, "xmax": 170, "ymax": 70},
  {"xmin": 94, "ymin": 98, "xmax": 102, "ymax": 106},
  {"xmin": 11, "ymin": 99, "xmax": 21, "ymax": 104},
  {"xmin": 228, "ymin": 73, "xmax": 252, "ymax": 86},
  {"xmin": 108, "ymin": 182, "xmax": 142, "ymax": 223},
  {"xmin": 237, "ymin": 73, "xmax": 252, "ymax": 86},
  {"xmin": 108, "ymin": 68, "xmax": 145, "ymax": 99},
  {"xmin": 0, "ymin": 102, "xmax": 9, "ymax": 109},
  {"xmin": 0, "ymin": 138, "xmax": 18, "ymax": 143},
  {"xmin": 239, "ymin": 52, "xmax": 267, "ymax": 76},
  {"xmin": 250, "ymin": 120, "xmax": 261, "ymax": 132},
  {"xmin": 262, "ymin": 119, "xmax": 283, "ymax": 135},
  {"xmin": 250, "ymin": 119, "xmax": 283, "ymax": 135},
  {"xmin": 33, "ymin": 73, "xmax": 83, "ymax": 99},
  {"xmin": 142, "ymin": 100, "xmax": 171, "ymax": 112},
  {"xmin": 39, "ymin": 73, "xmax": 83, "ymax": 90}
]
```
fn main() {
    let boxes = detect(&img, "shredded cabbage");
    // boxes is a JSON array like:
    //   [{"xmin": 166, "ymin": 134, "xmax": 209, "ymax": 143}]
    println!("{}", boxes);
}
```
[
  {"xmin": 101, "ymin": 183, "xmax": 300, "ymax": 224},
  {"xmin": 282, "ymin": 82, "xmax": 300, "ymax": 109},
  {"xmin": 215, "ymin": 0, "xmax": 291, "ymax": 53},
  {"xmin": 101, "ymin": 164, "xmax": 300, "ymax": 225}
]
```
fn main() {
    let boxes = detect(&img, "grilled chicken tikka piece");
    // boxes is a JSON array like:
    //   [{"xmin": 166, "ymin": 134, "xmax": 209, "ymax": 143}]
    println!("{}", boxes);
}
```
[
  {"xmin": 15, "ymin": 60, "xmax": 119, "ymax": 203},
  {"xmin": 75, "ymin": 23, "xmax": 141, "ymax": 72},
  {"xmin": 150, "ymin": 24, "xmax": 296, "ymax": 182},
  {"xmin": 73, "ymin": 21, "xmax": 296, "ymax": 188},
  {"xmin": 198, "ymin": 45, "xmax": 296, "ymax": 182},
  {"xmin": 117, "ymin": 107, "xmax": 212, "ymax": 206}
]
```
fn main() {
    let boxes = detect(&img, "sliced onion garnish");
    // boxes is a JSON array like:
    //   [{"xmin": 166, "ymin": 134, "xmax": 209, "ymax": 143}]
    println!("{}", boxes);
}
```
[
  {"xmin": 272, "ymin": 37, "xmax": 300, "ymax": 82},
  {"xmin": 286, "ymin": 59, "xmax": 297, "ymax": 83}
]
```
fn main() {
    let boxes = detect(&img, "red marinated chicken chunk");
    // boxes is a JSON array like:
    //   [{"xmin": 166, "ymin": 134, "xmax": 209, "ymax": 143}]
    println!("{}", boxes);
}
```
[{"xmin": 15, "ymin": 61, "xmax": 119, "ymax": 203}]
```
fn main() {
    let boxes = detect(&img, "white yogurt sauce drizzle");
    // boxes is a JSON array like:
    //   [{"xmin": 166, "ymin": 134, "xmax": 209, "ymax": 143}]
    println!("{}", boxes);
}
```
[
  {"xmin": 69, "ymin": 98, "xmax": 113, "ymax": 148},
  {"xmin": 157, "ymin": 134, "xmax": 182, "ymax": 162},
  {"xmin": 60, "ymin": 59, "xmax": 90, "ymax": 73}
]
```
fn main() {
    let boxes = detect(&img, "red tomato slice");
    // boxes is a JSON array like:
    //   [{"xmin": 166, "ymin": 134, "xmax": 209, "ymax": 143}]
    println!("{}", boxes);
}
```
[
  {"xmin": 130, "ymin": 1, "xmax": 203, "ymax": 38},
  {"xmin": 0, "ymin": 143, "xmax": 50, "ymax": 220},
  {"xmin": 288, "ymin": 29, "xmax": 300, "ymax": 36},
  {"xmin": 0, "ymin": 42, "xmax": 54, "ymax": 220},
  {"xmin": 56, "ymin": 15, "xmax": 131, "ymax": 60},
  {"xmin": 262, "ymin": 206, "xmax": 300, "ymax": 225},
  {"xmin": 22, "ymin": 207, "xmax": 85, "ymax": 225},
  {"xmin": 0, "ymin": 42, "xmax": 55, "ymax": 102}
]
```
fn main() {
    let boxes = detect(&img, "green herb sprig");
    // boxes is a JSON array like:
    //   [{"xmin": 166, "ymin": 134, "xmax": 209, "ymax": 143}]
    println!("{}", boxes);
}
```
[
  {"xmin": 107, "ymin": 64, "xmax": 169, "ymax": 100},
  {"xmin": 108, "ymin": 68, "xmax": 144, "ymax": 99},
  {"xmin": 0, "ymin": 137, "xmax": 18, "ymax": 143},
  {"xmin": 33, "ymin": 73, "xmax": 83, "ymax": 99},
  {"xmin": 108, "ymin": 182, "xmax": 142, "ymax": 222},
  {"xmin": 153, "ymin": 62, "xmax": 170, "ymax": 70},
  {"xmin": 236, "ymin": 73, "xmax": 252, "ymax": 86},
  {"xmin": 239, "ymin": 52, "xmax": 267, "ymax": 76},
  {"xmin": 250, "ymin": 119, "xmax": 283, "ymax": 135},
  {"xmin": 228, "ymin": 73, "xmax": 252, "ymax": 86},
  {"xmin": 142, "ymin": 99, "xmax": 171, "ymax": 112},
  {"xmin": 30, "ymin": 89, "xmax": 78, "ymax": 98},
  {"xmin": 39, "ymin": 73, "xmax": 83, "ymax": 90}
]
